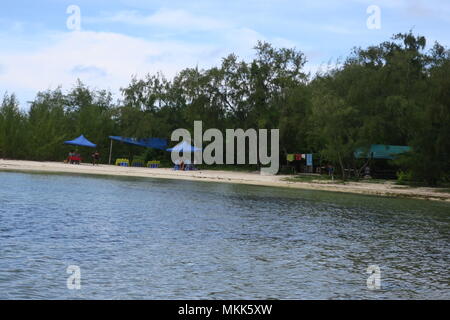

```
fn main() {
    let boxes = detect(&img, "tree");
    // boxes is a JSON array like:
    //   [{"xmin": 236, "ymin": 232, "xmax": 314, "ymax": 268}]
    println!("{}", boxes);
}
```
[
  {"xmin": 28, "ymin": 88, "xmax": 68, "ymax": 160},
  {"xmin": 0, "ymin": 93, "xmax": 28, "ymax": 159},
  {"xmin": 1, "ymin": 33, "xmax": 449, "ymax": 185}
]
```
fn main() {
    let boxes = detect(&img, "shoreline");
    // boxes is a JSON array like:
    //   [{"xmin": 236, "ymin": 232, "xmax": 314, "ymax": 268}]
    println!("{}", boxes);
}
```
[{"xmin": 1, "ymin": 159, "xmax": 449, "ymax": 202}]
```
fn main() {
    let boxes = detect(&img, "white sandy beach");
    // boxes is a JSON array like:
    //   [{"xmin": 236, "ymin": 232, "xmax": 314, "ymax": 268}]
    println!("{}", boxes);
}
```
[{"xmin": 1, "ymin": 159, "xmax": 449, "ymax": 202}]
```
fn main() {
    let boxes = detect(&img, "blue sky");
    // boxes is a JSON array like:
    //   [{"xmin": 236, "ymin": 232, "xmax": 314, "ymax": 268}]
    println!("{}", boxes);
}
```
[{"xmin": 1, "ymin": 0, "xmax": 449, "ymax": 108}]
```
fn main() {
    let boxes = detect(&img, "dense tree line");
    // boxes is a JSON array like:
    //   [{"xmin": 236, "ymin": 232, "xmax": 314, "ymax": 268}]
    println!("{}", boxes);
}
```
[{"xmin": 1, "ymin": 32, "xmax": 449, "ymax": 185}]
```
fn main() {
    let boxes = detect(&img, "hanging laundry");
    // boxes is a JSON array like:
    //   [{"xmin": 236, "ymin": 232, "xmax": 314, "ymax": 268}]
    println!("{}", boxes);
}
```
[
  {"xmin": 287, "ymin": 154, "xmax": 294, "ymax": 162},
  {"xmin": 306, "ymin": 153, "xmax": 312, "ymax": 166},
  {"xmin": 295, "ymin": 154, "xmax": 302, "ymax": 161}
]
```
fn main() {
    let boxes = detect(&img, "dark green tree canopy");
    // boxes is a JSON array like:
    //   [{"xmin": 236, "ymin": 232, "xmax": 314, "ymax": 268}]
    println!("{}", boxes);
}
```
[{"xmin": 1, "ymin": 32, "xmax": 449, "ymax": 185}]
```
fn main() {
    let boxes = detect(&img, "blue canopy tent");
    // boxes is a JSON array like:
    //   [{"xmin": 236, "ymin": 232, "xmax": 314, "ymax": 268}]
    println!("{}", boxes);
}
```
[
  {"xmin": 167, "ymin": 141, "xmax": 202, "ymax": 170},
  {"xmin": 109, "ymin": 136, "xmax": 167, "ymax": 150},
  {"xmin": 108, "ymin": 136, "xmax": 168, "ymax": 164},
  {"xmin": 166, "ymin": 141, "xmax": 202, "ymax": 152},
  {"xmin": 64, "ymin": 135, "xmax": 97, "ymax": 148}
]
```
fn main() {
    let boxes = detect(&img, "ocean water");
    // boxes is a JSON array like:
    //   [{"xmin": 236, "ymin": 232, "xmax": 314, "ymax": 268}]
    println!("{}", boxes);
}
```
[{"xmin": 0, "ymin": 171, "xmax": 449, "ymax": 299}]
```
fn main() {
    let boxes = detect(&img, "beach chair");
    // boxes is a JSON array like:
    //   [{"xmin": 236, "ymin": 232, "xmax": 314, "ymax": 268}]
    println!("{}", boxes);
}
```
[
  {"xmin": 131, "ymin": 159, "xmax": 145, "ymax": 167},
  {"xmin": 115, "ymin": 158, "xmax": 130, "ymax": 167},
  {"xmin": 147, "ymin": 161, "xmax": 160, "ymax": 168}
]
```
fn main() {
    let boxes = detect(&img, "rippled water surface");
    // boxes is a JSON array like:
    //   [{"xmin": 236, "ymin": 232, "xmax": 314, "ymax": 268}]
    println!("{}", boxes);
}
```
[{"xmin": 0, "ymin": 171, "xmax": 449, "ymax": 299}]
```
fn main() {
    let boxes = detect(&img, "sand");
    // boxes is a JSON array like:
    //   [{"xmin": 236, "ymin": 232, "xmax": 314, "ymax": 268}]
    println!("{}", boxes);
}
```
[{"xmin": 1, "ymin": 159, "xmax": 449, "ymax": 202}]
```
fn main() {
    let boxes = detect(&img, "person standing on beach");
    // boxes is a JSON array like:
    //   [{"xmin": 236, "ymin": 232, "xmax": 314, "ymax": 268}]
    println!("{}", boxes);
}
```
[
  {"xmin": 327, "ymin": 164, "xmax": 335, "ymax": 180},
  {"xmin": 92, "ymin": 151, "xmax": 100, "ymax": 165},
  {"xmin": 68, "ymin": 150, "xmax": 75, "ymax": 164}
]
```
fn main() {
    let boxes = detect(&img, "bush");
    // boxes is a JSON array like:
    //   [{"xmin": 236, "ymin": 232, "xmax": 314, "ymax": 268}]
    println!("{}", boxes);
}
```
[{"xmin": 396, "ymin": 170, "xmax": 413, "ymax": 185}]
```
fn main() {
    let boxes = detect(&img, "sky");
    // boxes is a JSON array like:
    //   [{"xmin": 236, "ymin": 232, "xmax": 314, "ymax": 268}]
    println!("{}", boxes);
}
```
[{"xmin": 1, "ymin": 0, "xmax": 449, "ymax": 108}]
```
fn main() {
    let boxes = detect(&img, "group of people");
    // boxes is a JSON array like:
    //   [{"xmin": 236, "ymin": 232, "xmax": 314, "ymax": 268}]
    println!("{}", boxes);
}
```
[
  {"xmin": 175, "ymin": 159, "xmax": 194, "ymax": 171},
  {"xmin": 67, "ymin": 150, "xmax": 100, "ymax": 165},
  {"xmin": 67, "ymin": 151, "xmax": 81, "ymax": 164}
]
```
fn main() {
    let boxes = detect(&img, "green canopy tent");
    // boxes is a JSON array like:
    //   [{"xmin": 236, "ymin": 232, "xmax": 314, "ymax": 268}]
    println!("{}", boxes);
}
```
[{"xmin": 354, "ymin": 144, "xmax": 411, "ymax": 160}]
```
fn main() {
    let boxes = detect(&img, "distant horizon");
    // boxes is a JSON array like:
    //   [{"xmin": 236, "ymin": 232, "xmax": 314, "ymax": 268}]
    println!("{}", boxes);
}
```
[{"xmin": 1, "ymin": 0, "xmax": 449, "ymax": 108}]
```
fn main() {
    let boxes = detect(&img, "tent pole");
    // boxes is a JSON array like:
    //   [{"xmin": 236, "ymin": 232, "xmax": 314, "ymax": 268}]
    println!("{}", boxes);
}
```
[{"xmin": 108, "ymin": 139, "xmax": 113, "ymax": 165}]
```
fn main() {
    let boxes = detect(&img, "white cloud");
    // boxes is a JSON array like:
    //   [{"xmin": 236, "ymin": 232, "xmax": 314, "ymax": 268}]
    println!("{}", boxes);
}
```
[
  {"xmin": 0, "ymin": 27, "xmax": 272, "ymax": 106},
  {"xmin": 12, "ymin": 1, "xmax": 446, "ymax": 107},
  {"xmin": 351, "ymin": 0, "xmax": 450, "ymax": 18},
  {"xmin": 72, "ymin": 65, "xmax": 108, "ymax": 79},
  {"xmin": 320, "ymin": 24, "xmax": 359, "ymax": 35},
  {"xmin": 1, "ymin": 5, "xmax": 294, "ymax": 107},
  {"xmin": 87, "ymin": 8, "xmax": 230, "ymax": 31},
  {"xmin": 2, "ymin": 2, "xmax": 319, "ymax": 108},
  {"xmin": 0, "ymin": 31, "xmax": 204, "ymax": 92}
]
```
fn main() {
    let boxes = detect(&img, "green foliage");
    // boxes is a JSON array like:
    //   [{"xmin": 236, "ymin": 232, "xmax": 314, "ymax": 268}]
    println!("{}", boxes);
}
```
[
  {"xmin": 0, "ymin": 93, "xmax": 28, "ymax": 159},
  {"xmin": 1, "ymin": 32, "xmax": 449, "ymax": 186},
  {"xmin": 396, "ymin": 170, "xmax": 413, "ymax": 185}
]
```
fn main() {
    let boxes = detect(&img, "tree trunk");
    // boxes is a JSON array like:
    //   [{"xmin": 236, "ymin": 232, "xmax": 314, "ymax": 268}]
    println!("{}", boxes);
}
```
[{"xmin": 338, "ymin": 152, "xmax": 346, "ymax": 180}]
